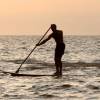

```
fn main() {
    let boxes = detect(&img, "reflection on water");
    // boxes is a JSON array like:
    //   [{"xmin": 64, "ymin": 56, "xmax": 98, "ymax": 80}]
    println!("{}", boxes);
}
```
[
  {"xmin": 0, "ymin": 68, "xmax": 100, "ymax": 100},
  {"xmin": 0, "ymin": 36, "xmax": 100, "ymax": 100}
]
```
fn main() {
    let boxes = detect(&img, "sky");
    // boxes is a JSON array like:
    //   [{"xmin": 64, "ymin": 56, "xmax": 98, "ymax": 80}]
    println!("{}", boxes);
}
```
[{"xmin": 0, "ymin": 0, "xmax": 100, "ymax": 35}]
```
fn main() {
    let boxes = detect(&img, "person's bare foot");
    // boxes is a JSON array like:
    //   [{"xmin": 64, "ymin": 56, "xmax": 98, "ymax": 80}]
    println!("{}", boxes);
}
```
[{"xmin": 53, "ymin": 72, "xmax": 62, "ymax": 76}]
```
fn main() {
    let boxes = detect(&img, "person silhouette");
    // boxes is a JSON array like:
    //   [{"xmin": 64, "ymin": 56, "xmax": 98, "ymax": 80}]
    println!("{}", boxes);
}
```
[{"xmin": 36, "ymin": 24, "xmax": 65, "ymax": 76}]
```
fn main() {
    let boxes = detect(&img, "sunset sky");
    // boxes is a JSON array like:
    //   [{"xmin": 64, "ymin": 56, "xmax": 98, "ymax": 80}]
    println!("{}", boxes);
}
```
[{"xmin": 0, "ymin": 0, "xmax": 100, "ymax": 35}]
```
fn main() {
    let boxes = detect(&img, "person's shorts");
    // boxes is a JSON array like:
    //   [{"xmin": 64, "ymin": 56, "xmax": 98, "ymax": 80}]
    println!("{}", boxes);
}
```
[{"xmin": 55, "ymin": 43, "xmax": 65, "ymax": 58}]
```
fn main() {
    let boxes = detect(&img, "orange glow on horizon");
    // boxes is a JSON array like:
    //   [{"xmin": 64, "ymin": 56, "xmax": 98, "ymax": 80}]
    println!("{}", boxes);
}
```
[{"xmin": 0, "ymin": 0, "xmax": 100, "ymax": 35}]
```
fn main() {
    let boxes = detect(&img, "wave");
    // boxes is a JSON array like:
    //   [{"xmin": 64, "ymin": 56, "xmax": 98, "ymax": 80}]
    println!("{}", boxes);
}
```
[
  {"xmin": 3, "ymin": 58, "xmax": 100, "ymax": 68},
  {"xmin": 63, "ymin": 61, "xmax": 100, "ymax": 67}
]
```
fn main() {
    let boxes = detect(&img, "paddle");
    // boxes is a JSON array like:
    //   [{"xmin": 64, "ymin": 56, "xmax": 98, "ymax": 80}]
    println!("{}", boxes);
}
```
[{"xmin": 15, "ymin": 27, "xmax": 51, "ymax": 73}]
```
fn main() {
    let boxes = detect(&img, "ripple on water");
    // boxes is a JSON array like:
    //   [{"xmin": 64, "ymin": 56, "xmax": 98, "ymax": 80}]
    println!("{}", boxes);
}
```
[
  {"xmin": 38, "ymin": 93, "xmax": 59, "ymax": 99},
  {"xmin": 87, "ymin": 84, "xmax": 100, "ymax": 90},
  {"xmin": 3, "ymin": 94, "xmax": 31, "ymax": 99}
]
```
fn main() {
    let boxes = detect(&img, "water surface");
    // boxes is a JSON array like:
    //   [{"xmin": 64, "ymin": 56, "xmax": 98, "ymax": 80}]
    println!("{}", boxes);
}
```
[{"xmin": 0, "ymin": 35, "xmax": 100, "ymax": 100}]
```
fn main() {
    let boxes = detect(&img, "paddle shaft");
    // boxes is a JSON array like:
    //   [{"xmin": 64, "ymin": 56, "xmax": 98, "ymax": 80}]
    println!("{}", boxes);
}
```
[{"xmin": 15, "ymin": 27, "xmax": 51, "ymax": 73}]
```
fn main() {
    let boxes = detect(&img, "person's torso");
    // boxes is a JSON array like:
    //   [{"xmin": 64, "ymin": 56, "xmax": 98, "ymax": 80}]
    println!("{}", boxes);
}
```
[{"xmin": 52, "ymin": 30, "xmax": 64, "ymax": 45}]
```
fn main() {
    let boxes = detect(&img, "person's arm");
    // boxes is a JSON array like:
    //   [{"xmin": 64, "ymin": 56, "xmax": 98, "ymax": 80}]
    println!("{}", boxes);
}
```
[{"xmin": 36, "ymin": 34, "xmax": 52, "ymax": 46}]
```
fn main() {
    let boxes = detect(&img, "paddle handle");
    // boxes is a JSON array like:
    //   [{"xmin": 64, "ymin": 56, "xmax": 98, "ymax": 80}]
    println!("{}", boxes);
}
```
[
  {"xmin": 15, "ymin": 27, "xmax": 51, "ymax": 73},
  {"xmin": 37, "ymin": 27, "xmax": 51, "ymax": 45}
]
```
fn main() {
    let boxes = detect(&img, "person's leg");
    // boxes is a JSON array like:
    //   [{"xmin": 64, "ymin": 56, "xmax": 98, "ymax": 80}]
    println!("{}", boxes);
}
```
[
  {"xmin": 54, "ymin": 57, "xmax": 62, "ymax": 75},
  {"xmin": 54, "ymin": 58, "xmax": 59, "ymax": 75},
  {"xmin": 59, "ymin": 57, "xmax": 62, "ymax": 75},
  {"xmin": 59, "ymin": 43, "xmax": 65, "ymax": 75}
]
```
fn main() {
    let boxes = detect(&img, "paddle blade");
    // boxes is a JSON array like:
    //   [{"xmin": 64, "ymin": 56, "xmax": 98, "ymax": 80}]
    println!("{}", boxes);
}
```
[{"xmin": 15, "ymin": 69, "xmax": 19, "ymax": 73}]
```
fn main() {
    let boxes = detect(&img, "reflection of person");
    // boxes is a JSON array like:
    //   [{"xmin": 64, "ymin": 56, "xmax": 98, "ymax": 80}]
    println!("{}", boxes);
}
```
[{"xmin": 36, "ymin": 24, "xmax": 65, "ymax": 76}]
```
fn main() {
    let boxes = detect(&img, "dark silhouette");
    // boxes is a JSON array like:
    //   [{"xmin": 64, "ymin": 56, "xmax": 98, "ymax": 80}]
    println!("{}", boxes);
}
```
[{"xmin": 36, "ymin": 24, "xmax": 65, "ymax": 76}]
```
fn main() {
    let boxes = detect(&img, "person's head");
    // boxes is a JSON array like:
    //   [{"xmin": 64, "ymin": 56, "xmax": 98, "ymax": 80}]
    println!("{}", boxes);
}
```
[{"xmin": 51, "ymin": 24, "xmax": 57, "ymax": 31}]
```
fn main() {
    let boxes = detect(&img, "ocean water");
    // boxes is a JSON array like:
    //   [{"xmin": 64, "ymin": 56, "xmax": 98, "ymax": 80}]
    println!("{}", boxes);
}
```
[{"xmin": 0, "ymin": 35, "xmax": 100, "ymax": 100}]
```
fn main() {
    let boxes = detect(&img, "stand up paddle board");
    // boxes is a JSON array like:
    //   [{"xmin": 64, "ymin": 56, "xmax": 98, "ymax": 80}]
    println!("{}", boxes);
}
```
[{"xmin": 0, "ymin": 70, "xmax": 55, "ymax": 77}]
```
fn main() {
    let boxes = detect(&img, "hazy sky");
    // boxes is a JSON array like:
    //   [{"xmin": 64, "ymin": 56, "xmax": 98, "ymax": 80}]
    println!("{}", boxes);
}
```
[{"xmin": 0, "ymin": 0, "xmax": 100, "ymax": 35}]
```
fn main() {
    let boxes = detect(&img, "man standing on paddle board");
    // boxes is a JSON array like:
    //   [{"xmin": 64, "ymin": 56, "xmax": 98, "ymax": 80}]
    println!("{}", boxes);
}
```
[{"xmin": 36, "ymin": 24, "xmax": 65, "ymax": 76}]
